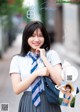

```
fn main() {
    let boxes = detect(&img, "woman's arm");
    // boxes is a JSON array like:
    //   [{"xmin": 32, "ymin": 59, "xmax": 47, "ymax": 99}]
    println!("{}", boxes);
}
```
[
  {"xmin": 59, "ymin": 87, "xmax": 66, "ymax": 94},
  {"xmin": 11, "ymin": 72, "xmax": 37, "ymax": 95},
  {"xmin": 68, "ymin": 94, "xmax": 73, "ymax": 107},
  {"xmin": 11, "ymin": 67, "xmax": 49, "ymax": 95},
  {"xmin": 43, "ymin": 57, "xmax": 62, "ymax": 85},
  {"xmin": 37, "ymin": 48, "xmax": 63, "ymax": 85}
]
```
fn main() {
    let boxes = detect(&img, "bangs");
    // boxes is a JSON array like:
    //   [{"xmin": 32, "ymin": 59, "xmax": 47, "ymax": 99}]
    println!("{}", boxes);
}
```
[{"xmin": 26, "ymin": 22, "xmax": 45, "ymax": 37}]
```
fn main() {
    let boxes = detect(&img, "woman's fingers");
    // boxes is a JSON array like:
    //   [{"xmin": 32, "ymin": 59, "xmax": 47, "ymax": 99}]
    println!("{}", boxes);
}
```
[{"xmin": 36, "ymin": 48, "xmax": 46, "ymax": 59}]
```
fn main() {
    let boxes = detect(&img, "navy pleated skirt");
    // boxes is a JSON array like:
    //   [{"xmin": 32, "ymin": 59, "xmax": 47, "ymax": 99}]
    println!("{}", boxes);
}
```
[{"xmin": 18, "ymin": 91, "xmax": 61, "ymax": 112}]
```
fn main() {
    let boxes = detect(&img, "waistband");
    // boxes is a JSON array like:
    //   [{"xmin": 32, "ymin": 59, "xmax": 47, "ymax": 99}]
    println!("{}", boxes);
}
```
[{"xmin": 24, "ymin": 91, "xmax": 46, "ymax": 95}]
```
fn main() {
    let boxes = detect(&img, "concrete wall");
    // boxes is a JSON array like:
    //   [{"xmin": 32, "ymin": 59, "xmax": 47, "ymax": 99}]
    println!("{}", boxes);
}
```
[{"xmin": 63, "ymin": 4, "xmax": 80, "ymax": 55}]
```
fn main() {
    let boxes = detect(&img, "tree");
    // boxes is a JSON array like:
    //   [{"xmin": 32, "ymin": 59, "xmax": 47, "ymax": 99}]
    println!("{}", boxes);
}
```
[{"xmin": 0, "ymin": 0, "xmax": 26, "ymax": 16}]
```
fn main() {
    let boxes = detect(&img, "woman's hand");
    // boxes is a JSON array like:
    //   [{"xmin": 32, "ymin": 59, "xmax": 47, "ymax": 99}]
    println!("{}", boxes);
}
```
[
  {"xmin": 35, "ymin": 67, "xmax": 49, "ymax": 77},
  {"xmin": 36, "ymin": 48, "xmax": 46, "ymax": 60}
]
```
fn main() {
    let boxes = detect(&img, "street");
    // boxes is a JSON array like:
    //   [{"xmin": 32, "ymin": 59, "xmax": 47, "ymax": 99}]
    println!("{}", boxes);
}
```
[{"xmin": 0, "ymin": 34, "xmax": 22, "ymax": 112}]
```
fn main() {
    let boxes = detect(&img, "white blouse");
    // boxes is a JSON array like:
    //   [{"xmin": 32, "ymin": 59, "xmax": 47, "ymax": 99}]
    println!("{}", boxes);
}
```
[{"xmin": 9, "ymin": 50, "xmax": 61, "ymax": 91}]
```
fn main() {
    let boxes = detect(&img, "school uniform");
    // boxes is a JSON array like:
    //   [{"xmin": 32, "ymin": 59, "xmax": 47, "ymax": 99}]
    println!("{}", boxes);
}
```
[{"xmin": 9, "ymin": 50, "xmax": 61, "ymax": 112}]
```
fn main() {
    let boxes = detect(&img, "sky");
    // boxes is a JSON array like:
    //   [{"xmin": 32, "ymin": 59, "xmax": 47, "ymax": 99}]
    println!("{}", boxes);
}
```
[{"xmin": 23, "ymin": 0, "xmax": 36, "ymax": 7}]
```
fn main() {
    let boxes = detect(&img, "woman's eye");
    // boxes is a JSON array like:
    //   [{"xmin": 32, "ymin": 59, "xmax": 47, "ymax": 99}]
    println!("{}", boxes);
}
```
[
  {"xmin": 31, "ymin": 34, "xmax": 43, "ymax": 37},
  {"xmin": 39, "ymin": 34, "xmax": 43, "ymax": 37},
  {"xmin": 32, "ymin": 34, "xmax": 35, "ymax": 37}
]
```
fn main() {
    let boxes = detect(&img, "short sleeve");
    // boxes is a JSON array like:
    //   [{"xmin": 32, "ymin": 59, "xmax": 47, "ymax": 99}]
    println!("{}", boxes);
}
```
[
  {"xmin": 9, "ymin": 56, "xmax": 20, "ymax": 75},
  {"xmin": 47, "ymin": 50, "xmax": 61, "ymax": 66}
]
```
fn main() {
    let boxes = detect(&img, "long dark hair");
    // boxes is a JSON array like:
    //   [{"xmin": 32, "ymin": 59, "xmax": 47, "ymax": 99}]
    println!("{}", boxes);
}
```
[{"xmin": 20, "ymin": 21, "xmax": 50, "ymax": 56}]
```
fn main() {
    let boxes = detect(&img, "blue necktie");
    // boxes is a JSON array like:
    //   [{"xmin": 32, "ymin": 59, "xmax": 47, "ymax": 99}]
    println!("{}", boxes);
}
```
[{"xmin": 28, "ymin": 52, "xmax": 43, "ymax": 107}]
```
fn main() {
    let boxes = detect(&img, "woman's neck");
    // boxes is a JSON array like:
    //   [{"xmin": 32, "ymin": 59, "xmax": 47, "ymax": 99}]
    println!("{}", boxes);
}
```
[{"xmin": 30, "ymin": 49, "xmax": 36, "ymax": 53}]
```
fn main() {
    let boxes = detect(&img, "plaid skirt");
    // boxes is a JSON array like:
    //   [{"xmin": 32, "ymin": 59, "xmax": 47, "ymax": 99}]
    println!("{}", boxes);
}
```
[{"xmin": 18, "ymin": 91, "xmax": 61, "ymax": 112}]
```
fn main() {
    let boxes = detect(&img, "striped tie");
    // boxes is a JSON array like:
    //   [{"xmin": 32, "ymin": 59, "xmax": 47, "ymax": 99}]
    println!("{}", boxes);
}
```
[{"xmin": 28, "ymin": 52, "xmax": 42, "ymax": 107}]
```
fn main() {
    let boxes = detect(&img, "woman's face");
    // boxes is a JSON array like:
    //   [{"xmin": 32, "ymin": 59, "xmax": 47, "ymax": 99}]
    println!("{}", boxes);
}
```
[
  {"xmin": 28, "ymin": 28, "xmax": 44, "ymax": 52},
  {"xmin": 66, "ymin": 86, "xmax": 71, "ymax": 92}
]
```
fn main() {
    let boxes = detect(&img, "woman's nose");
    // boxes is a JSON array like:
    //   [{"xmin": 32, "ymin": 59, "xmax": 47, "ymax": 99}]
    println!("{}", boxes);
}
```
[{"xmin": 34, "ymin": 36, "xmax": 39, "ymax": 41}]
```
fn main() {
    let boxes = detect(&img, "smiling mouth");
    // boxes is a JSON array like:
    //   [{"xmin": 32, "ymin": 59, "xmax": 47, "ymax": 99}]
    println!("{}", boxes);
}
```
[{"xmin": 33, "ymin": 43, "xmax": 40, "ymax": 46}]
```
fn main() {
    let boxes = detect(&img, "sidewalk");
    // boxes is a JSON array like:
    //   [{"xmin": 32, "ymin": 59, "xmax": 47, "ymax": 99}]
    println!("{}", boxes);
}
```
[
  {"xmin": 0, "ymin": 33, "xmax": 22, "ymax": 112},
  {"xmin": 52, "ymin": 43, "xmax": 80, "ymax": 65}
]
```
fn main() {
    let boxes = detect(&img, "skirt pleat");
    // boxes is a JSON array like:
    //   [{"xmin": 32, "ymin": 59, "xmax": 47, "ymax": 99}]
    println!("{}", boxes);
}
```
[{"xmin": 18, "ymin": 91, "xmax": 61, "ymax": 112}]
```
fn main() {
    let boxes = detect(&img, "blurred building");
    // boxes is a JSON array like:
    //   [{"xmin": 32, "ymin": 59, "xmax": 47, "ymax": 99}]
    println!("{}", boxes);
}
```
[
  {"xmin": 38, "ymin": 0, "xmax": 63, "ymax": 43},
  {"xmin": 38, "ymin": 0, "xmax": 80, "ymax": 64},
  {"xmin": 62, "ymin": 4, "xmax": 80, "ymax": 64},
  {"xmin": 0, "ymin": 0, "xmax": 18, "ymax": 59}
]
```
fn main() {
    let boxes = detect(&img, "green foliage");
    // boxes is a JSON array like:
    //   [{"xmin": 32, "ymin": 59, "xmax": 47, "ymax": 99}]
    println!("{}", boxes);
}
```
[
  {"xmin": 0, "ymin": 0, "xmax": 7, "ymax": 5},
  {"xmin": 22, "ymin": 7, "xmax": 30, "ymax": 22},
  {"xmin": 0, "ymin": 0, "xmax": 8, "ymax": 15},
  {"xmin": 59, "ymin": 98, "xmax": 63, "ymax": 105},
  {"xmin": 0, "ymin": 0, "xmax": 25, "ymax": 16},
  {"xmin": 38, "ymin": 0, "xmax": 45, "ymax": 24},
  {"xmin": 70, "ymin": 97, "xmax": 75, "ymax": 107}
]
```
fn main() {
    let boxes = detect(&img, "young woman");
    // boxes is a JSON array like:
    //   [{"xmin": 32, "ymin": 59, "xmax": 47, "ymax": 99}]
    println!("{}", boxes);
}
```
[
  {"xmin": 9, "ymin": 21, "xmax": 63, "ymax": 112},
  {"xmin": 61, "ymin": 84, "xmax": 73, "ymax": 107}
]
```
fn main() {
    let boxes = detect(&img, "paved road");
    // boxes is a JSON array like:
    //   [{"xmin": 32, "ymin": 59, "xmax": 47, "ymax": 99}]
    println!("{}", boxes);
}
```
[{"xmin": 0, "ymin": 34, "xmax": 22, "ymax": 112}]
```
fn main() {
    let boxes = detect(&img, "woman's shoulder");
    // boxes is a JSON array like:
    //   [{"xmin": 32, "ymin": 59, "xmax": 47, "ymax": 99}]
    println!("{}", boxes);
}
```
[
  {"xmin": 46, "ymin": 49, "xmax": 59, "ymax": 57},
  {"xmin": 11, "ymin": 54, "xmax": 24, "ymax": 62},
  {"xmin": 11, "ymin": 55, "xmax": 20, "ymax": 60},
  {"xmin": 46, "ymin": 49, "xmax": 61, "ymax": 65}
]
